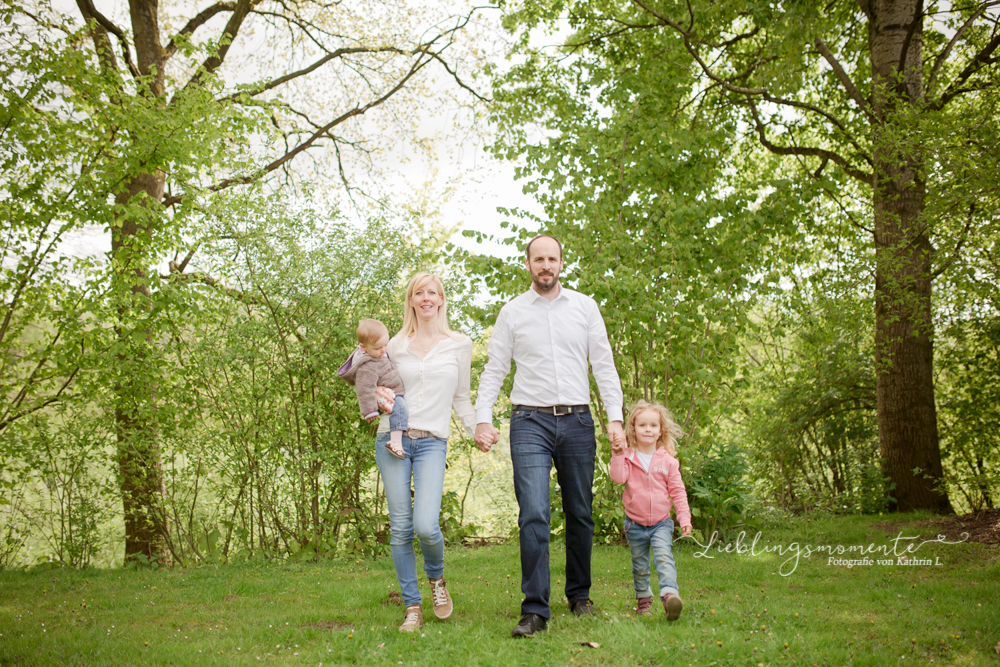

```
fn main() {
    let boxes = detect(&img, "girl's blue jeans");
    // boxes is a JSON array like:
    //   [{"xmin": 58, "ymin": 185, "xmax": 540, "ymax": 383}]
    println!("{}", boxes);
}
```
[
  {"xmin": 624, "ymin": 516, "xmax": 679, "ymax": 599},
  {"xmin": 375, "ymin": 432, "xmax": 447, "ymax": 607}
]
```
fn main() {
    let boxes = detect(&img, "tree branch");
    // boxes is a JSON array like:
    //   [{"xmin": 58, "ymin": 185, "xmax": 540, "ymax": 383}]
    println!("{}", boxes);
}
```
[
  {"xmin": 163, "ymin": 48, "xmax": 435, "ymax": 207},
  {"xmin": 931, "ymin": 204, "xmax": 976, "ymax": 279},
  {"xmin": 222, "ymin": 46, "xmax": 409, "ymax": 102},
  {"xmin": 164, "ymin": 1, "xmax": 237, "ymax": 60},
  {"xmin": 760, "ymin": 91, "xmax": 872, "ymax": 165},
  {"xmin": 814, "ymin": 37, "xmax": 874, "ymax": 118},
  {"xmin": 747, "ymin": 101, "xmax": 873, "ymax": 185},
  {"xmin": 896, "ymin": 0, "xmax": 925, "ymax": 81},
  {"xmin": 181, "ymin": 0, "xmax": 257, "ymax": 93},
  {"xmin": 74, "ymin": 0, "xmax": 140, "ymax": 77},
  {"xmin": 933, "ymin": 30, "xmax": 1000, "ymax": 109}
]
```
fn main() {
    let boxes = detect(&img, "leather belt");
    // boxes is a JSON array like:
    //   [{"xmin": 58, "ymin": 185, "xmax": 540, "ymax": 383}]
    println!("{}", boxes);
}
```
[
  {"xmin": 513, "ymin": 404, "xmax": 590, "ymax": 416},
  {"xmin": 406, "ymin": 429, "xmax": 432, "ymax": 439}
]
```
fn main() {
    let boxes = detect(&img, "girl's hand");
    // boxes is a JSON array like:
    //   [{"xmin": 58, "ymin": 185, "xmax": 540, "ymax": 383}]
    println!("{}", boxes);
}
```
[
  {"xmin": 375, "ymin": 386, "xmax": 395, "ymax": 412},
  {"xmin": 610, "ymin": 432, "xmax": 625, "ymax": 455},
  {"xmin": 681, "ymin": 525, "xmax": 692, "ymax": 537}
]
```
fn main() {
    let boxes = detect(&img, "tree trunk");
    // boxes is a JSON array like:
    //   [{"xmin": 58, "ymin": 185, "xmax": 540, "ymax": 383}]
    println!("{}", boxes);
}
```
[
  {"xmin": 113, "ymin": 0, "xmax": 171, "ymax": 560},
  {"xmin": 869, "ymin": 0, "xmax": 952, "ymax": 513}
]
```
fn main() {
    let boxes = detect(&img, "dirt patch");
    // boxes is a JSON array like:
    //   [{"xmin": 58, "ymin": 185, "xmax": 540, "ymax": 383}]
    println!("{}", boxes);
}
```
[
  {"xmin": 873, "ymin": 508, "xmax": 1000, "ymax": 545},
  {"xmin": 462, "ymin": 536, "xmax": 509, "ymax": 548},
  {"xmin": 380, "ymin": 590, "xmax": 402, "ymax": 606},
  {"xmin": 301, "ymin": 620, "xmax": 352, "ymax": 630}
]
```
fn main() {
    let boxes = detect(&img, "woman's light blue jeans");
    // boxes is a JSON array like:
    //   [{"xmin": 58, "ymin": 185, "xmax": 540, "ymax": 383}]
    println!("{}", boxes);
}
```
[
  {"xmin": 375, "ymin": 432, "xmax": 447, "ymax": 607},
  {"xmin": 625, "ymin": 516, "xmax": 679, "ymax": 599}
]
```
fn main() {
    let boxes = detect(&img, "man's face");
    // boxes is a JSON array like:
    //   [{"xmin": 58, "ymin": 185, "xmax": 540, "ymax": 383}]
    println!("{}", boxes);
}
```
[{"xmin": 526, "ymin": 237, "xmax": 563, "ymax": 293}]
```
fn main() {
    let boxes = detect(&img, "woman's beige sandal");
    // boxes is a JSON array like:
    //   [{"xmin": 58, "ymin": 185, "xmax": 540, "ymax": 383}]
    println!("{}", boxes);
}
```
[
  {"xmin": 399, "ymin": 604, "xmax": 423, "ymax": 632},
  {"xmin": 429, "ymin": 577, "xmax": 453, "ymax": 619}
]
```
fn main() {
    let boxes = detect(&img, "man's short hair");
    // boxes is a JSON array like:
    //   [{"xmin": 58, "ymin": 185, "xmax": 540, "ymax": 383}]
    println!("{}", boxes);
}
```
[
  {"xmin": 357, "ymin": 318, "xmax": 389, "ymax": 346},
  {"xmin": 525, "ymin": 234, "xmax": 563, "ymax": 261}
]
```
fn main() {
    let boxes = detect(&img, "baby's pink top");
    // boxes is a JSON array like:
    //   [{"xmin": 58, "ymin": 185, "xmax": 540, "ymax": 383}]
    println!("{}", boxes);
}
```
[{"xmin": 610, "ymin": 447, "xmax": 692, "ymax": 528}]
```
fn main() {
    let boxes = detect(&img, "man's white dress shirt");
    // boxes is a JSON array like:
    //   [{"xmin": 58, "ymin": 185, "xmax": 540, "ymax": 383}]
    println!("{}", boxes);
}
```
[
  {"xmin": 475, "ymin": 286, "xmax": 624, "ymax": 425},
  {"xmin": 378, "ymin": 334, "xmax": 477, "ymax": 439}
]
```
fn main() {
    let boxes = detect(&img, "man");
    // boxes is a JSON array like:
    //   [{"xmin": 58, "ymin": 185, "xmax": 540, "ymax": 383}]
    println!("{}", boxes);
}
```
[{"xmin": 474, "ymin": 234, "xmax": 625, "ymax": 637}]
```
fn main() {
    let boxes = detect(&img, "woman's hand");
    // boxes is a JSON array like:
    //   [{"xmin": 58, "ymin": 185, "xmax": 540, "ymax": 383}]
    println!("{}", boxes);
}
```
[
  {"xmin": 375, "ymin": 386, "xmax": 395, "ymax": 413},
  {"xmin": 474, "ymin": 423, "xmax": 499, "ymax": 452}
]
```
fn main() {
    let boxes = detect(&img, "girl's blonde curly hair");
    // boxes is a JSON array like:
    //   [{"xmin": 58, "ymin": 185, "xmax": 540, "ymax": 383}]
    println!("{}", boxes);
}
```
[{"xmin": 624, "ymin": 400, "xmax": 684, "ymax": 456}]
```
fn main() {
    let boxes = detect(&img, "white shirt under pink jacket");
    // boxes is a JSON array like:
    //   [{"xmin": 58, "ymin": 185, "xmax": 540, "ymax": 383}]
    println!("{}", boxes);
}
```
[{"xmin": 610, "ymin": 447, "xmax": 693, "ymax": 528}]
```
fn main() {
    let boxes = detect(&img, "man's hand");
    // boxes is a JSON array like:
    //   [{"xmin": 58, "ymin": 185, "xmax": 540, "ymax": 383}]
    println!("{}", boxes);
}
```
[
  {"xmin": 610, "ymin": 431, "xmax": 625, "ymax": 455},
  {"xmin": 607, "ymin": 420, "xmax": 625, "ymax": 452},
  {"xmin": 375, "ymin": 386, "xmax": 395, "ymax": 413},
  {"xmin": 681, "ymin": 525, "xmax": 692, "ymax": 538},
  {"xmin": 474, "ymin": 422, "xmax": 499, "ymax": 453}
]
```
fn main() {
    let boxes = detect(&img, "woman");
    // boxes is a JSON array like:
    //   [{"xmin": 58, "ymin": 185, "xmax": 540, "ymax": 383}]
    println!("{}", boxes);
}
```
[{"xmin": 374, "ymin": 272, "xmax": 478, "ymax": 632}]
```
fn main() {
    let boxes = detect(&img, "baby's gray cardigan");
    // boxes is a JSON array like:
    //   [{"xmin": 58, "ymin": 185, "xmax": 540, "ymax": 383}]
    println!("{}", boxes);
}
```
[{"xmin": 339, "ymin": 348, "xmax": 405, "ymax": 418}]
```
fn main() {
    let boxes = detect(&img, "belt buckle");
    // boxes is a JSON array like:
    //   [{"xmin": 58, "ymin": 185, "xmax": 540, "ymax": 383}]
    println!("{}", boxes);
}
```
[{"xmin": 553, "ymin": 405, "xmax": 572, "ymax": 416}]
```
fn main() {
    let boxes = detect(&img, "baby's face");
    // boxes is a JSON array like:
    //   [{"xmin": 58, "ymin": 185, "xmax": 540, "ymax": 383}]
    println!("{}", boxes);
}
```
[{"xmin": 362, "ymin": 335, "xmax": 389, "ymax": 359}]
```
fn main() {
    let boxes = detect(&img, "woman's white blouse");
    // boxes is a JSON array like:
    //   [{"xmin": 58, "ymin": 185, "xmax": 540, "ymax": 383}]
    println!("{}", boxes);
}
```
[{"xmin": 377, "ymin": 333, "xmax": 477, "ymax": 440}]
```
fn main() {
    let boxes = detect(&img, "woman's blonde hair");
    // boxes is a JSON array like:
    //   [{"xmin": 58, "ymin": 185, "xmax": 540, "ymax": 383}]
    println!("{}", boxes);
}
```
[
  {"xmin": 397, "ymin": 272, "xmax": 458, "ymax": 339},
  {"xmin": 625, "ymin": 400, "xmax": 684, "ymax": 456}
]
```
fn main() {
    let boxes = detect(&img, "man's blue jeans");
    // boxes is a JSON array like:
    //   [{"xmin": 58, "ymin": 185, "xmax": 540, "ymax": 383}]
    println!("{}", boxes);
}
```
[
  {"xmin": 624, "ymin": 516, "xmax": 679, "ymax": 599},
  {"xmin": 509, "ymin": 407, "xmax": 596, "ymax": 619},
  {"xmin": 375, "ymin": 432, "xmax": 447, "ymax": 607}
]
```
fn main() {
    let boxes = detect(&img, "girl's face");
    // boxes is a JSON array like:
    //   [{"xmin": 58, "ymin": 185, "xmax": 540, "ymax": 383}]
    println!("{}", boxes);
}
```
[
  {"xmin": 410, "ymin": 280, "xmax": 444, "ymax": 322},
  {"xmin": 633, "ymin": 409, "xmax": 662, "ymax": 449}
]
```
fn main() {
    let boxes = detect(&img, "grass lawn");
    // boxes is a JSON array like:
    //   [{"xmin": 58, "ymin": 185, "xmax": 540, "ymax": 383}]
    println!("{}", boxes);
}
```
[{"xmin": 1, "ymin": 512, "xmax": 997, "ymax": 666}]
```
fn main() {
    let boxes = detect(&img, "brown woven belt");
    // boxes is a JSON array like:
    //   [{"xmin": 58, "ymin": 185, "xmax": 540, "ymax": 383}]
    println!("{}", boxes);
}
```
[
  {"xmin": 406, "ymin": 429, "xmax": 432, "ymax": 439},
  {"xmin": 512, "ymin": 404, "xmax": 590, "ymax": 416}
]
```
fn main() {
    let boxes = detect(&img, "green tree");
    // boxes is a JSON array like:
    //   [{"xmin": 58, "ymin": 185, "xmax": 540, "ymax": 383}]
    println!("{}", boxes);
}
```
[
  {"xmin": 4, "ymin": 0, "xmax": 482, "ymax": 561},
  {"xmin": 488, "ymin": 0, "xmax": 1000, "ymax": 511}
]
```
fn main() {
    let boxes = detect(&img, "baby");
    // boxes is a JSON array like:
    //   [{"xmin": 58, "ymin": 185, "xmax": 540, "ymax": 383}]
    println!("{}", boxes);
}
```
[{"xmin": 338, "ymin": 318, "xmax": 408, "ymax": 459}]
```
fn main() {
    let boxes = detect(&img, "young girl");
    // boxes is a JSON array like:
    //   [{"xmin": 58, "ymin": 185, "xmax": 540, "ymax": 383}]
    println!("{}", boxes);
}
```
[{"xmin": 610, "ymin": 400, "xmax": 692, "ymax": 620}]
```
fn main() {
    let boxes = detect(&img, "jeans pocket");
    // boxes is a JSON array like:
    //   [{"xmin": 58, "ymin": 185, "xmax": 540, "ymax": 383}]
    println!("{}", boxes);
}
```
[
  {"xmin": 510, "ymin": 409, "xmax": 533, "ymax": 424},
  {"xmin": 577, "ymin": 411, "xmax": 594, "ymax": 428}
]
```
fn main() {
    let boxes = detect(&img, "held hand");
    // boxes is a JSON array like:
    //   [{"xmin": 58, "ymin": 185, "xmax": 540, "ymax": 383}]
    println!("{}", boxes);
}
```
[
  {"xmin": 610, "ymin": 432, "xmax": 625, "ymax": 455},
  {"xmin": 607, "ymin": 420, "xmax": 625, "ymax": 452},
  {"xmin": 474, "ymin": 422, "xmax": 499, "ymax": 453},
  {"xmin": 365, "ymin": 414, "xmax": 378, "ymax": 423},
  {"xmin": 375, "ymin": 386, "xmax": 395, "ymax": 413},
  {"xmin": 681, "ymin": 525, "xmax": 692, "ymax": 537}
]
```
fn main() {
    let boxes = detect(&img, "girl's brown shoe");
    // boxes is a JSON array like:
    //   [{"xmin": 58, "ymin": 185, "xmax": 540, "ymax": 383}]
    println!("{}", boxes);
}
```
[{"xmin": 662, "ymin": 593, "xmax": 683, "ymax": 621}]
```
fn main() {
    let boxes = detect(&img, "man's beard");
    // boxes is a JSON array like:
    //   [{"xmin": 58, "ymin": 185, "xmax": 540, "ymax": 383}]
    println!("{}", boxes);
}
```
[{"xmin": 532, "ymin": 271, "xmax": 558, "ymax": 292}]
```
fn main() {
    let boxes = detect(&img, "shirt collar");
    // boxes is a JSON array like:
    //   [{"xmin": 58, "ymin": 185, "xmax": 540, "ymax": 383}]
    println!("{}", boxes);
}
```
[{"xmin": 526, "ymin": 284, "xmax": 567, "ymax": 303}]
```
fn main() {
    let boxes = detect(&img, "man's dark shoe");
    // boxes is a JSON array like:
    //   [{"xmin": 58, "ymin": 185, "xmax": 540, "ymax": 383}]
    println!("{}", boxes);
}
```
[
  {"xmin": 569, "ymin": 598, "xmax": 594, "ymax": 616},
  {"xmin": 511, "ymin": 613, "xmax": 547, "ymax": 637}
]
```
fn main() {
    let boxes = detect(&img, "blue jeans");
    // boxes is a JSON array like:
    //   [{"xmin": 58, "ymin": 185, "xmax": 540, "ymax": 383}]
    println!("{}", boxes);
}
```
[
  {"xmin": 387, "ymin": 395, "xmax": 408, "ymax": 434},
  {"xmin": 509, "ymin": 408, "xmax": 596, "ymax": 619},
  {"xmin": 625, "ymin": 516, "xmax": 679, "ymax": 599},
  {"xmin": 375, "ymin": 432, "xmax": 446, "ymax": 607}
]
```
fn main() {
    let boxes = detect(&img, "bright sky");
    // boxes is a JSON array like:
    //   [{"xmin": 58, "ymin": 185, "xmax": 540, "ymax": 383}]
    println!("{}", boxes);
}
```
[{"xmin": 49, "ymin": 0, "xmax": 540, "ymax": 266}]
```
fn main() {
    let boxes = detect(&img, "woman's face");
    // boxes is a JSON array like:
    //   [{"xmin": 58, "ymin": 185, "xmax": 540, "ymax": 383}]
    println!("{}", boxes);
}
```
[{"xmin": 410, "ymin": 280, "xmax": 444, "ymax": 323}]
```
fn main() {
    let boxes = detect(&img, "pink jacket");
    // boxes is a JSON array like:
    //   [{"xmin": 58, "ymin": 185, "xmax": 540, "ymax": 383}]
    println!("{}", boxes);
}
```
[{"xmin": 610, "ymin": 447, "xmax": 692, "ymax": 528}]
